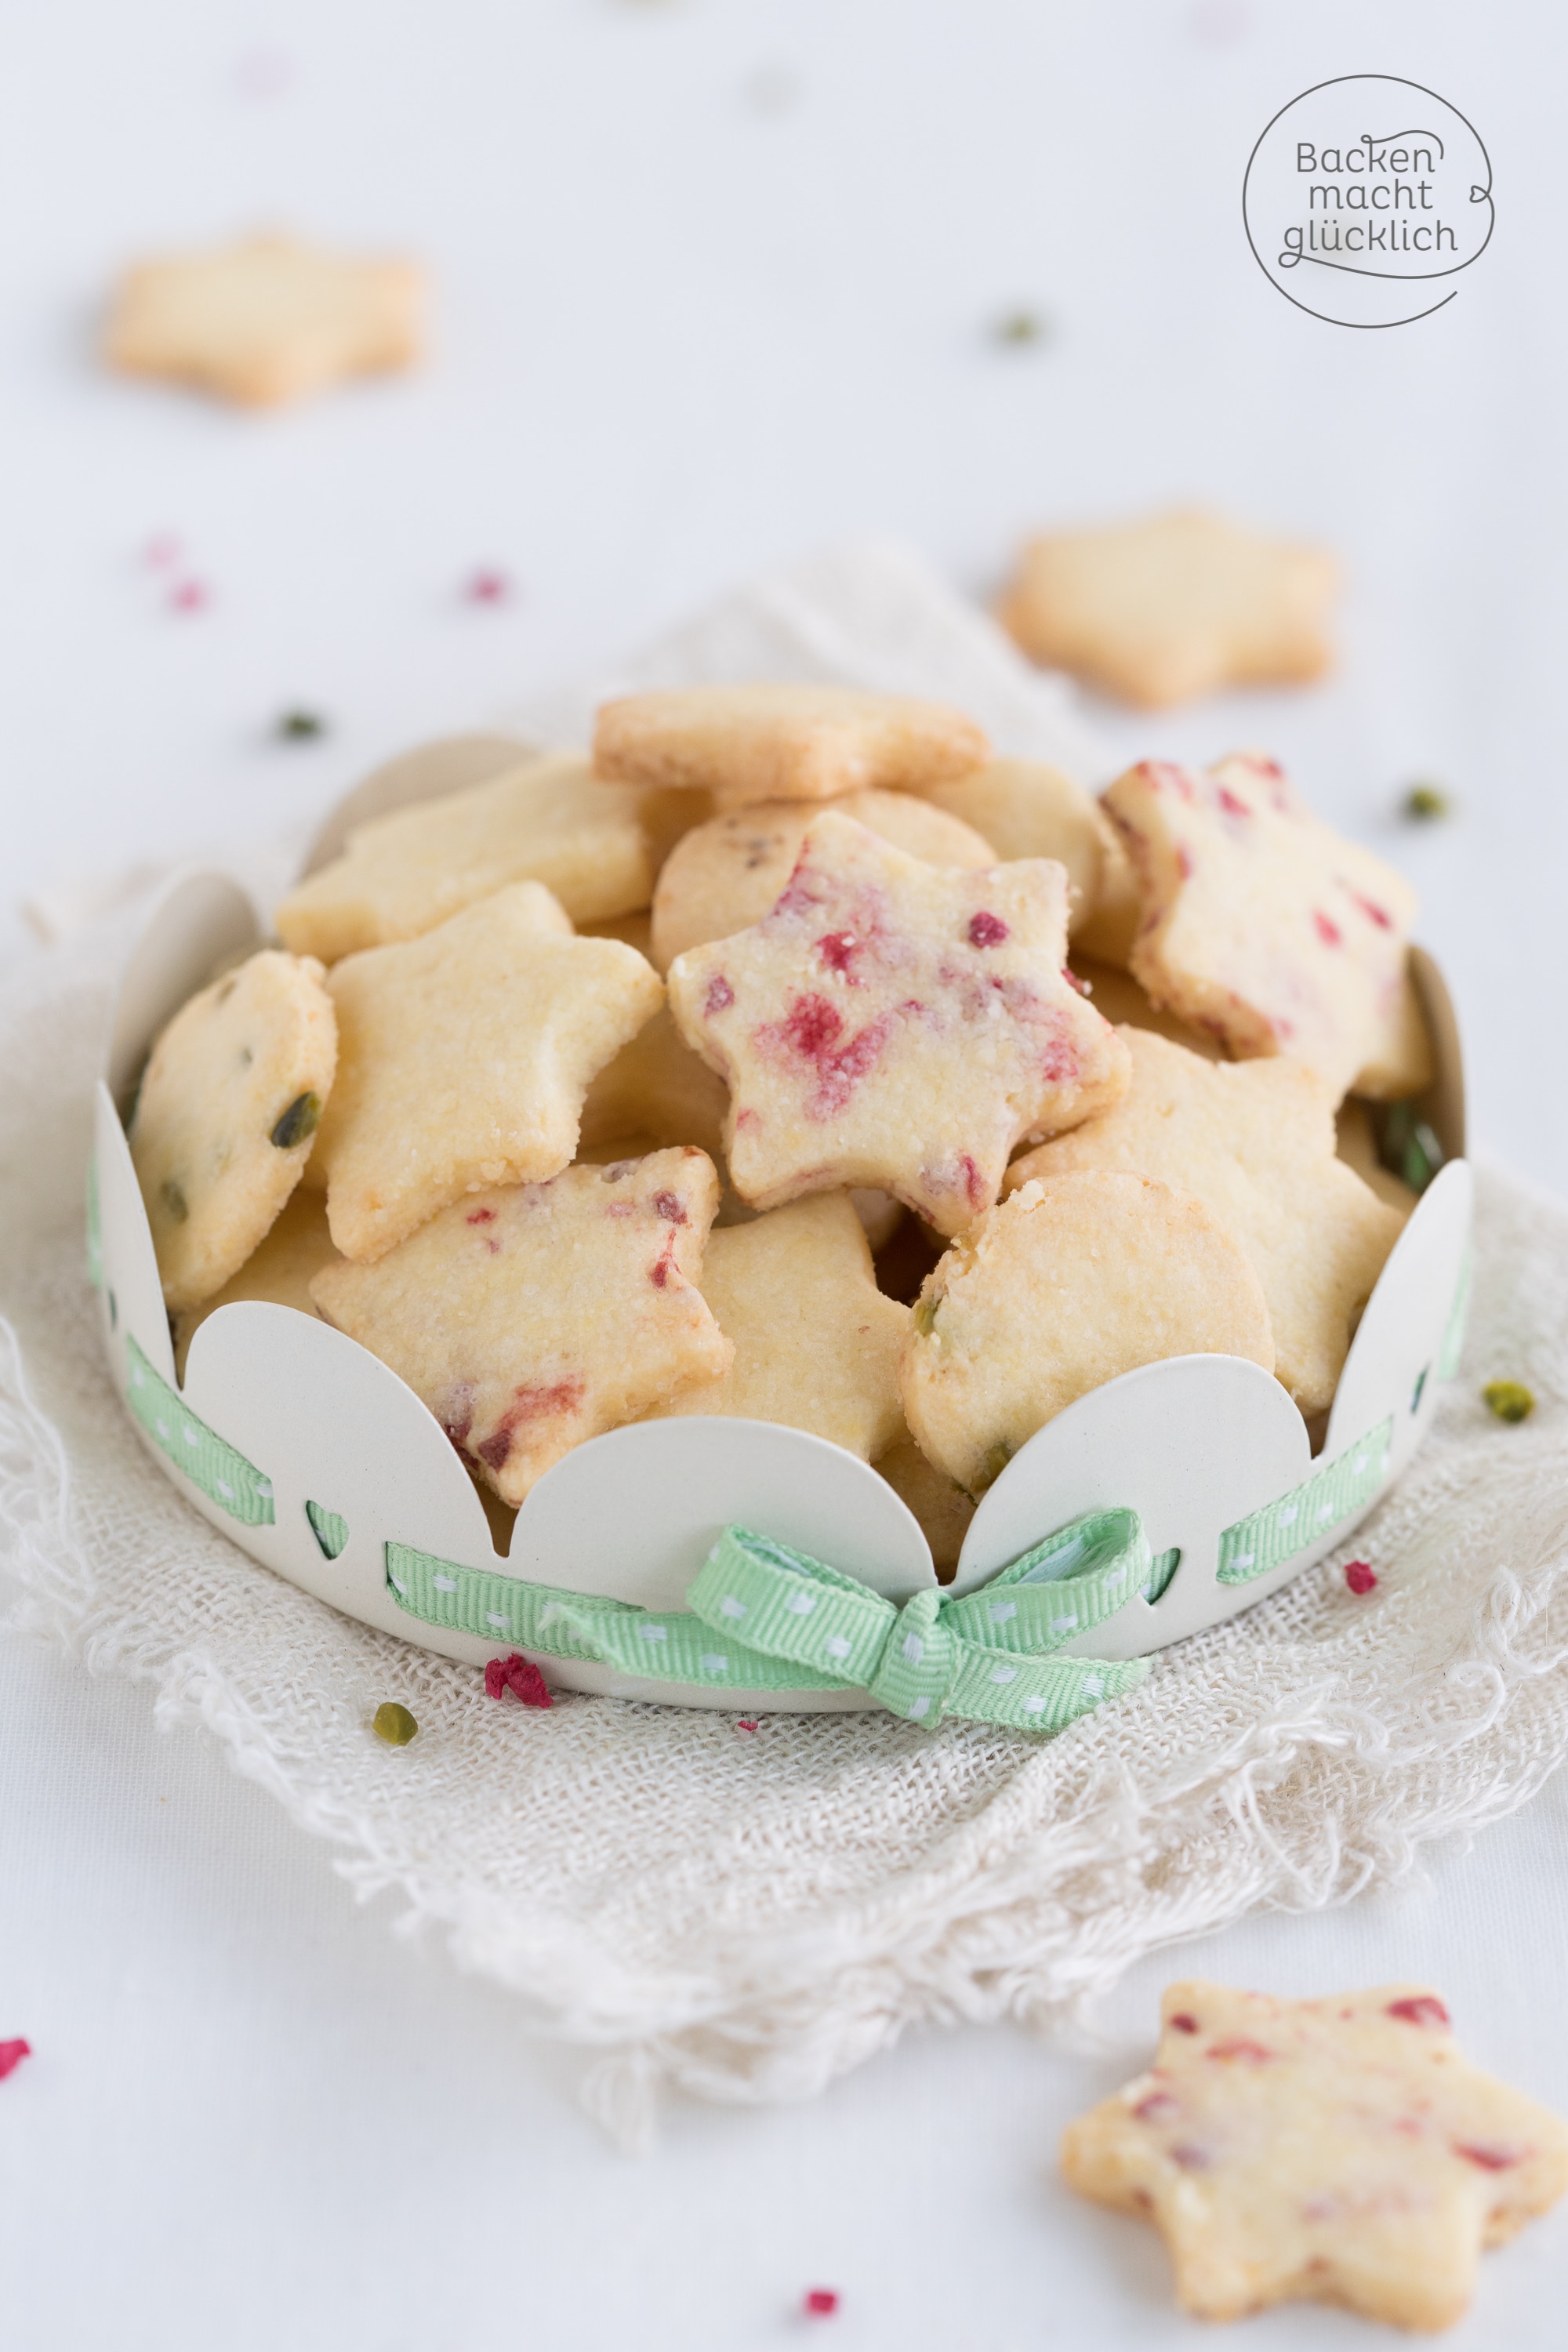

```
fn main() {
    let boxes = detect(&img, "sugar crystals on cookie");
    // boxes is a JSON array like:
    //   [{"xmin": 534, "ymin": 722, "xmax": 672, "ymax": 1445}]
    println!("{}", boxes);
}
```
[{"xmin": 668, "ymin": 811, "xmax": 1129, "ymax": 1234}]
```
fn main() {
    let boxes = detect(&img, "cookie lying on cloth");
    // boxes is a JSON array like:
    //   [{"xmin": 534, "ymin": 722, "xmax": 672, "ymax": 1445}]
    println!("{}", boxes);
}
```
[
  {"xmin": 1062, "ymin": 1980, "xmax": 1568, "ymax": 2330},
  {"xmin": 130, "ymin": 949, "xmax": 337, "ymax": 1312},
  {"xmin": 311, "ymin": 1149, "xmax": 730, "ymax": 1504},
  {"xmin": 666, "ymin": 810, "xmax": 1131, "ymax": 1236},
  {"xmin": 593, "ymin": 684, "xmax": 989, "ymax": 812}
]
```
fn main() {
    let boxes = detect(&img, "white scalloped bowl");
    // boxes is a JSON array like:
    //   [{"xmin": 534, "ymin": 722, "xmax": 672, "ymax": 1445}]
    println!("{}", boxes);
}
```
[{"xmin": 94, "ymin": 834, "xmax": 1470, "ymax": 1712}]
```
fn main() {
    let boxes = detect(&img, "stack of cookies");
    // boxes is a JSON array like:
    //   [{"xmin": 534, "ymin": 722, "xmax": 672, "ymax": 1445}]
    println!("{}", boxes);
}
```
[{"xmin": 129, "ymin": 686, "xmax": 1432, "ymax": 1569}]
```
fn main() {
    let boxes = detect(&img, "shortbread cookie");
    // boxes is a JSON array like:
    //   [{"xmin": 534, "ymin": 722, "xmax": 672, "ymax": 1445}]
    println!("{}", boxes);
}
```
[
  {"xmin": 579, "ymin": 909, "xmax": 655, "ymax": 957},
  {"xmin": 1000, "ymin": 510, "xmax": 1337, "ymax": 708},
  {"xmin": 314, "ymin": 884, "xmax": 662, "ymax": 1261},
  {"xmin": 901, "ymin": 1171, "xmax": 1273, "ymax": 1494},
  {"xmin": 646, "ymin": 1192, "xmax": 908, "ymax": 1459},
  {"xmin": 1062, "ymin": 1980, "xmax": 1568, "ymax": 2331},
  {"xmin": 1066, "ymin": 960, "xmax": 1223, "ymax": 1058},
  {"xmin": 874, "ymin": 1432, "xmax": 975, "ymax": 1577},
  {"xmin": 129, "ymin": 949, "xmax": 337, "ymax": 1312},
  {"xmin": 276, "ymin": 753, "xmax": 695, "ymax": 963},
  {"xmin": 578, "ymin": 1006, "xmax": 731, "ymax": 1163},
  {"xmin": 650, "ymin": 789, "xmax": 996, "ymax": 971},
  {"xmin": 1006, "ymin": 1030, "xmax": 1403, "ymax": 1414},
  {"xmin": 593, "ymin": 684, "xmax": 989, "ymax": 813},
  {"xmin": 173, "ymin": 1189, "xmax": 341, "ymax": 1380},
  {"xmin": 1103, "ymin": 753, "xmax": 1432, "ymax": 1100},
  {"xmin": 667, "ymin": 811, "xmax": 1131, "ymax": 1236},
  {"xmin": 913, "ymin": 760, "xmax": 1123, "ymax": 943},
  {"xmin": 1335, "ymin": 1098, "xmax": 1420, "ymax": 1216},
  {"xmin": 104, "ymin": 234, "xmax": 423, "ymax": 408},
  {"xmin": 311, "ymin": 1149, "xmax": 730, "ymax": 1504}
]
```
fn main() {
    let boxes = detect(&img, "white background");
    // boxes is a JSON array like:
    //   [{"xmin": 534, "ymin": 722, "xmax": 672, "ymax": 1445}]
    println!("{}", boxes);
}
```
[{"xmin": 4, "ymin": 3, "xmax": 1568, "ymax": 2346}]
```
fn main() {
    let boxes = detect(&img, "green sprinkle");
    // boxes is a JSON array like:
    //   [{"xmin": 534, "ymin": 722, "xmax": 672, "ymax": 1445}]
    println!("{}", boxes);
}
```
[
  {"xmin": 1483, "ymin": 1381, "xmax": 1535, "ymax": 1425},
  {"xmin": 270, "ymin": 1092, "xmax": 321, "ymax": 1149},
  {"xmin": 913, "ymin": 1293, "xmax": 942, "ymax": 1337},
  {"xmin": 1402, "ymin": 782, "xmax": 1452, "ymax": 821},
  {"xmin": 372, "ymin": 1701, "xmax": 419, "ymax": 1745},
  {"xmin": 160, "ymin": 1178, "xmax": 188, "ymax": 1224},
  {"xmin": 278, "ymin": 709, "xmax": 327, "ymax": 742},
  {"xmin": 1377, "ymin": 1101, "xmax": 1445, "ymax": 1195},
  {"xmin": 993, "ymin": 308, "xmax": 1051, "ymax": 347}
]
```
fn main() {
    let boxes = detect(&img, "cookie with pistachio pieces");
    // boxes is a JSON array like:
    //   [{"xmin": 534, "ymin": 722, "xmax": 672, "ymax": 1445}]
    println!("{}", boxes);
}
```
[
  {"xmin": 644, "ymin": 1192, "xmax": 909, "ymax": 1461},
  {"xmin": 1103, "ymin": 751, "xmax": 1432, "ymax": 1101},
  {"xmin": 901, "ymin": 1171, "xmax": 1273, "ymax": 1497},
  {"xmin": 1062, "ymin": 1979, "xmax": 1568, "ymax": 2331},
  {"xmin": 129, "ymin": 948, "xmax": 337, "ymax": 1313},
  {"xmin": 666, "ymin": 811, "xmax": 1131, "ymax": 1236},
  {"xmin": 593, "ymin": 684, "xmax": 989, "ymax": 813},
  {"xmin": 650, "ymin": 788, "xmax": 996, "ymax": 971},
  {"xmin": 314, "ymin": 881, "xmax": 662, "ymax": 1262},
  {"xmin": 275, "ymin": 751, "xmax": 697, "ymax": 963},
  {"xmin": 310, "ymin": 1149, "xmax": 730, "ymax": 1504},
  {"xmin": 1006, "ymin": 1029, "xmax": 1404, "ymax": 1414}
]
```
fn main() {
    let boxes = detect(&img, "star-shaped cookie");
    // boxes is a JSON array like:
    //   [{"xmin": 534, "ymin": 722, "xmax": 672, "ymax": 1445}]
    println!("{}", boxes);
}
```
[
  {"xmin": 1103, "ymin": 752, "xmax": 1432, "ymax": 1101},
  {"xmin": 314, "ymin": 882, "xmax": 662, "ymax": 1261},
  {"xmin": 104, "ymin": 233, "xmax": 423, "ymax": 408},
  {"xmin": 593, "ymin": 684, "xmax": 989, "ymax": 813},
  {"xmin": 666, "ymin": 811, "xmax": 1131, "ymax": 1236},
  {"xmin": 311, "ymin": 1149, "xmax": 731, "ymax": 1504},
  {"xmin": 1062, "ymin": 1980, "xmax": 1568, "ymax": 2331},
  {"xmin": 1006, "ymin": 1028, "xmax": 1404, "ymax": 1413},
  {"xmin": 999, "ymin": 509, "xmax": 1338, "ymax": 708}
]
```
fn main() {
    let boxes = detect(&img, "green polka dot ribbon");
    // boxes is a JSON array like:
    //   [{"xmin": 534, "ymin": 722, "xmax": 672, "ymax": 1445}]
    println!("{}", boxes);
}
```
[
  {"xmin": 125, "ymin": 1338, "xmax": 275, "ymax": 1526},
  {"xmin": 1217, "ymin": 1415, "xmax": 1392, "ymax": 1585}
]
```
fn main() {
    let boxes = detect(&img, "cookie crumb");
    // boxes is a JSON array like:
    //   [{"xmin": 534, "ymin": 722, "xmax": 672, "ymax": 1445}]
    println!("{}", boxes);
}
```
[
  {"xmin": 1483, "ymin": 1381, "xmax": 1535, "ymax": 1425},
  {"xmin": 1343, "ymin": 1559, "xmax": 1377, "ymax": 1595},
  {"xmin": 372, "ymin": 1701, "xmax": 418, "ymax": 1745},
  {"xmin": 0, "ymin": 2039, "xmax": 31, "ymax": 2082},
  {"xmin": 1402, "ymin": 782, "xmax": 1453, "ymax": 822}
]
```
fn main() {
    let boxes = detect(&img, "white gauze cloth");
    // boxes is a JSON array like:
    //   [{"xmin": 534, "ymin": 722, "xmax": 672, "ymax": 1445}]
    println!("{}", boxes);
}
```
[{"xmin": 3, "ymin": 542, "xmax": 1568, "ymax": 2153}]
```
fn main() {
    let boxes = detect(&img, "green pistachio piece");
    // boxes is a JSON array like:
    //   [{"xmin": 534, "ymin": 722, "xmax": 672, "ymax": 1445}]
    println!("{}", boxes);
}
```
[
  {"xmin": 1402, "ymin": 782, "xmax": 1453, "ymax": 821},
  {"xmin": 278, "ymin": 709, "xmax": 327, "ymax": 741},
  {"xmin": 372, "ymin": 1701, "xmax": 419, "ymax": 1745},
  {"xmin": 1483, "ymin": 1381, "xmax": 1535, "ymax": 1425},
  {"xmin": 913, "ymin": 1293, "xmax": 942, "ymax": 1338},
  {"xmin": 160, "ymin": 1178, "xmax": 188, "ymax": 1223},
  {"xmin": 993, "ymin": 308, "xmax": 1051, "ymax": 347},
  {"xmin": 981, "ymin": 1437, "xmax": 1015, "ymax": 1488},
  {"xmin": 270, "ymin": 1091, "xmax": 321, "ymax": 1149}
]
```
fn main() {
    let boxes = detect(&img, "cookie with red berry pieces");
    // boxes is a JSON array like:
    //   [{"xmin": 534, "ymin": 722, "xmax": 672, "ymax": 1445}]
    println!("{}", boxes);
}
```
[
  {"xmin": 129, "ymin": 948, "xmax": 337, "ymax": 1313},
  {"xmin": 910, "ymin": 759, "xmax": 1130, "ymax": 946},
  {"xmin": 104, "ymin": 234, "xmax": 424, "ymax": 408},
  {"xmin": 593, "ymin": 684, "xmax": 989, "ymax": 814},
  {"xmin": 314, "ymin": 882, "xmax": 662, "ymax": 1262},
  {"xmin": 173, "ymin": 1189, "xmax": 341, "ymax": 1380},
  {"xmin": 1102, "ymin": 752, "xmax": 1432, "ymax": 1100},
  {"xmin": 666, "ymin": 811, "xmax": 1130, "ymax": 1236},
  {"xmin": 901, "ymin": 1171, "xmax": 1273, "ymax": 1496},
  {"xmin": 650, "ymin": 789, "xmax": 996, "ymax": 971},
  {"xmin": 1005, "ymin": 1029, "xmax": 1403, "ymax": 1414},
  {"xmin": 310, "ymin": 1149, "xmax": 730, "ymax": 1504},
  {"xmin": 276, "ymin": 753, "xmax": 696, "ymax": 963},
  {"xmin": 999, "ymin": 509, "xmax": 1338, "ymax": 709},
  {"xmin": 1061, "ymin": 1979, "xmax": 1568, "ymax": 2331},
  {"xmin": 645, "ymin": 1192, "xmax": 909, "ymax": 1459}
]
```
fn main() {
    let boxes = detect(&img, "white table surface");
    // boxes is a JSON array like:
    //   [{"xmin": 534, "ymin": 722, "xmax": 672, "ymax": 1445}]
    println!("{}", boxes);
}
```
[{"xmin": 4, "ymin": 4, "xmax": 1568, "ymax": 2346}]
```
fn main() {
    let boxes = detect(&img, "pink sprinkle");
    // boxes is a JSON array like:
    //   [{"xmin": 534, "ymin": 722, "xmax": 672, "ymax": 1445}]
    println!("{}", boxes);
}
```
[
  {"xmin": 967, "ymin": 910, "xmax": 1009, "ymax": 949},
  {"xmin": 142, "ymin": 533, "xmax": 182, "ymax": 570},
  {"xmin": 1345, "ymin": 1559, "xmax": 1377, "ymax": 1595},
  {"xmin": 1387, "ymin": 1995, "xmax": 1449, "ymax": 2027},
  {"xmin": 0, "ymin": 2039, "xmax": 31, "ymax": 2082},
  {"xmin": 1169, "ymin": 2013, "xmax": 1200, "ymax": 2034},
  {"xmin": 464, "ymin": 568, "xmax": 513, "ymax": 606},
  {"xmin": 485, "ymin": 1653, "xmax": 553, "ymax": 1708},
  {"xmin": 169, "ymin": 579, "xmax": 211, "ymax": 614},
  {"xmin": 705, "ymin": 975, "xmax": 735, "ymax": 1018},
  {"xmin": 736, "ymin": 1719, "xmax": 760, "ymax": 1734},
  {"xmin": 803, "ymin": 2288, "xmax": 839, "ymax": 2318},
  {"xmin": 1312, "ymin": 909, "xmax": 1342, "ymax": 947}
]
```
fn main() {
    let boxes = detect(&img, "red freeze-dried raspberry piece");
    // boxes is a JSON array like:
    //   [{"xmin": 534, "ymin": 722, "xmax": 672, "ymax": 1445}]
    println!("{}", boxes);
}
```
[
  {"xmin": 485, "ymin": 1653, "xmax": 553, "ymax": 1708},
  {"xmin": 802, "ymin": 2288, "xmax": 840, "ymax": 2318},
  {"xmin": 1386, "ymin": 1995, "xmax": 1450, "ymax": 2027},
  {"xmin": 0, "ymin": 2039, "xmax": 31, "ymax": 2081},
  {"xmin": 735, "ymin": 1719, "xmax": 760, "ymax": 1733},
  {"xmin": 967, "ymin": 910, "xmax": 1009, "ymax": 948},
  {"xmin": 1169, "ymin": 2013, "xmax": 1200, "ymax": 2034},
  {"xmin": 1344, "ymin": 1559, "xmax": 1377, "ymax": 1595}
]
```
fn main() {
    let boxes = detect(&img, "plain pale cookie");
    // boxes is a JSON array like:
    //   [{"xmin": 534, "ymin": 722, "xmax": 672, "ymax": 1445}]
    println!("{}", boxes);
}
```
[
  {"xmin": 645, "ymin": 1192, "xmax": 908, "ymax": 1459},
  {"xmin": 1006, "ymin": 1029, "xmax": 1403, "ymax": 1414},
  {"xmin": 314, "ymin": 883, "xmax": 662, "ymax": 1261},
  {"xmin": 104, "ymin": 234, "xmax": 423, "ymax": 408},
  {"xmin": 578, "ymin": 1006, "xmax": 731, "ymax": 1163},
  {"xmin": 874, "ymin": 1432, "xmax": 975, "ymax": 1577},
  {"xmin": 667, "ymin": 811, "xmax": 1131, "ymax": 1236},
  {"xmin": 1104, "ymin": 752, "xmax": 1432, "ymax": 1100},
  {"xmin": 650, "ymin": 788, "xmax": 996, "ymax": 971},
  {"xmin": 173, "ymin": 1189, "xmax": 341, "ymax": 1380},
  {"xmin": 1061, "ymin": 1980, "xmax": 1568, "ymax": 2331},
  {"xmin": 129, "ymin": 949, "xmax": 337, "ymax": 1313},
  {"xmin": 276, "ymin": 753, "xmax": 696, "ymax": 962},
  {"xmin": 593, "ymin": 684, "xmax": 989, "ymax": 813},
  {"xmin": 1068, "ymin": 959, "xmax": 1223, "ymax": 1058},
  {"xmin": 912, "ymin": 760, "xmax": 1128, "ymax": 945},
  {"xmin": 1000, "ymin": 509, "xmax": 1338, "ymax": 708},
  {"xmin": 311, "ymin": 1149, "xmax": 730, "ymax": 1504},
  {"xmin": 900, "ymin": 1171, "xmax": 1273, "ymax": 1495}
]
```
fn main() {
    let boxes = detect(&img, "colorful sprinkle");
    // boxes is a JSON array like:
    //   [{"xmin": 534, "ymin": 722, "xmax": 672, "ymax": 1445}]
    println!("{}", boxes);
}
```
[
  {"xmin": 372, "ymin": 1702, "xmax": 418, "ymax": 1746},
  {"xmin": 1483, "ymin": 1381, "xmax": 1534, "ymax": 1424},
  {"xmin": 485, "ymin": 1652, "xmax": 554, "ymax": 1708},
  {"xmin": 0, "ymin": 2039, "xmax": 31, "ymax": 2082},
  {"xmin": 1344, "ymin": 1559, "xmax": 1377, "ymax": 1595}
]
